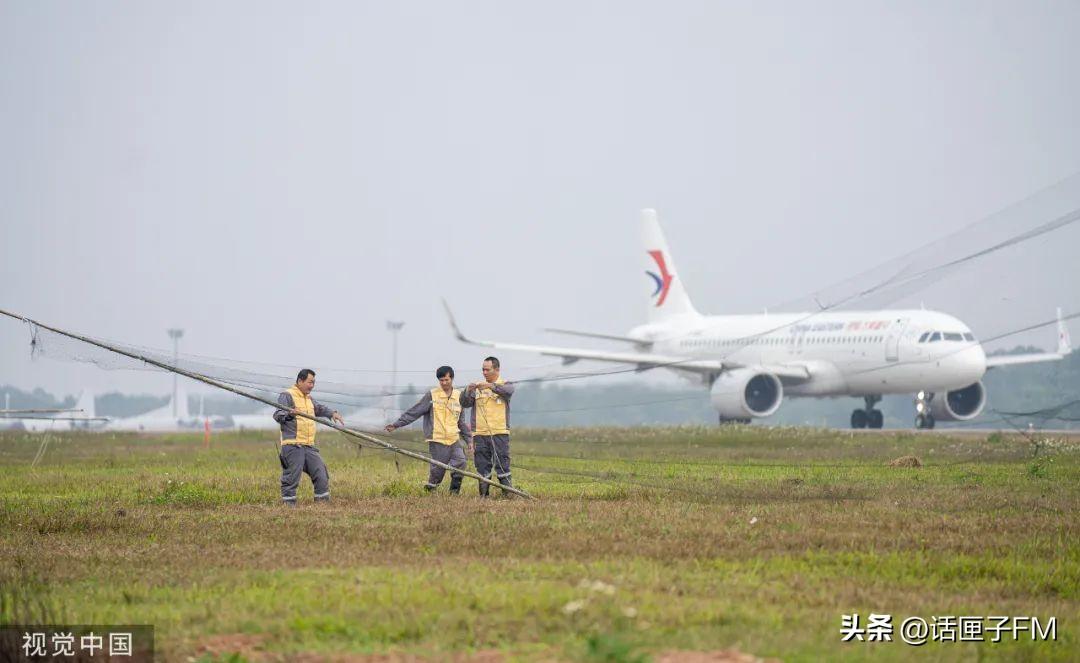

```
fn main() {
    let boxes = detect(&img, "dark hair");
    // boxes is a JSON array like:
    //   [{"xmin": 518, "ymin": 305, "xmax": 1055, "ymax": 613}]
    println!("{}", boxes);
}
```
[
  {"xmin": 436, "ymin": 365, "xmax": 454, "ymax": 379},
  {"xmin": 484, "ymin": 356, "xmax": 500, "ymax": 369},
  {"xmin": 296, "ymin": 368, "xmax": 316, "ymax": 383}
]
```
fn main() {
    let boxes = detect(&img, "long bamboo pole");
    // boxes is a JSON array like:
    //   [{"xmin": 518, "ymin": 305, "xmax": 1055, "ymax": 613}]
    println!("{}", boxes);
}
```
[
  {"xmin": 1, "ymin": 415, "xmax": 109, "ymax": 422},
  {"xmin": 0, "ymin": 308, "xmax": 533, "ymax": 499}
]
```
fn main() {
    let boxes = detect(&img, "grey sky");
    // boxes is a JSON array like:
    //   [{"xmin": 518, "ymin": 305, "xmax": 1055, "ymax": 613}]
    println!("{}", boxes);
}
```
[{"xmin": 2, "ymin": 1, "xmax": 1079, "ymax": 396}]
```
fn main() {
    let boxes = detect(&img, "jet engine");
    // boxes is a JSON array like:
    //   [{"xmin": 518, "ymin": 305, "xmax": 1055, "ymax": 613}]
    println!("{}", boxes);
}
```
[
  {"xmin": 710, "ymin": 369, "xmax": 783, "ymax": 419},
  {"xmin": 929, "ymin": 381, "xmax": 986, "ymax": 421}
]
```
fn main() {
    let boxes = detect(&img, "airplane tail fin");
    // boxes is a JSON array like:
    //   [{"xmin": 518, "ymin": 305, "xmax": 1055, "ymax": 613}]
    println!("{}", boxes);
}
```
[
  {"xmin": 74, "ymin": 390, "xmax": 96, "ymax": 418},
  {"xmin": 641, "ymin": 209, "xmax": 701, "ymax": 323},
  {"xmin": 174, "ymin": 381, "xmax": 191, "ymax": 420},
  {"xmin": 1058, "ymin": 307, "xmax": 1073, "ymax": 355}
]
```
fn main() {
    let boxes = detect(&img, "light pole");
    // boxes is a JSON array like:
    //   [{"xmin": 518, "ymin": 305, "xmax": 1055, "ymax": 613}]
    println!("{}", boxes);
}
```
[
  {"xmin": 386, "ymin": 320, "xmax": 405, "ymax": 405},
  {"xmin": 167, "ymin": 328, "xmax": 184, "ymax": 418}
]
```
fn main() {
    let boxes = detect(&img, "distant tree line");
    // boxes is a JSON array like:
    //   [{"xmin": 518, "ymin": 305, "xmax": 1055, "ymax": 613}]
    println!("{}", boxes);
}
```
[{"xmin": 3, "ymin": 345, "xmax": 1076, "ymax": 429}]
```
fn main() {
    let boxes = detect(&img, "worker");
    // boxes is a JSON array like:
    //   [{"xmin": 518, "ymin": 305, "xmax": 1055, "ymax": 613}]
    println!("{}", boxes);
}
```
[
  {"xmin": 460, "ymin": 356, "xmax": 515, "ymax": 497},
  {"xmin": 386, "ymin": 366, "xmax": 472, "ymax": 493},
  {"xmin": 273, "ymin": 368, "xmax": 344, "ymax": 506}
]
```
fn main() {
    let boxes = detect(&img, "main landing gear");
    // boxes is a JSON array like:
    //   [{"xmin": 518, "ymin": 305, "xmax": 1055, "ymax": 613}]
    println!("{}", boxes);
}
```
[
  {"xmin": 851, "ymin": 395, "xmax": 884, "ymax": 429},
  {"xmin": 719, "ymin": 416, "xmax": 751, "ymax": 425},
  {"xmin": 914, "ymin": 391, "xmax": 936, "ymax": 429}
]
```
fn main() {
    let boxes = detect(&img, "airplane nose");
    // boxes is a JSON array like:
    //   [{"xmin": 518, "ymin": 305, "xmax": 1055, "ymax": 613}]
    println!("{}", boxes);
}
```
[
  {"xmin": 939, "ymin": 343, "xmax": 986, "ymax": 383},
  {"xmin": 962, "ymin": 343, "xmax": 987, "ymax": 380}
]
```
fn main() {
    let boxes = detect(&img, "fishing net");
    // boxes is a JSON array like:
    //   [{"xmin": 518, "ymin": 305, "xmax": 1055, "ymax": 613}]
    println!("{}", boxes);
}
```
[{"xmin": 20, "ymin": 319, "xmax": 576, "ymax": 423}]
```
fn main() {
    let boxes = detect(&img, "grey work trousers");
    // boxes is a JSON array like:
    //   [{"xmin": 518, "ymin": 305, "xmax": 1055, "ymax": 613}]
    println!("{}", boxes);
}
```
[
  {"xmin": 279, "ymin": 443, "xmax": 330, "ymax": 502},
  {"xmin": 473, "ymin": 434, "xmax": 511, "ymax": 494},
  {"xmin": 426, "ymin": 441, "xmax": 467, "ymax": 490}
]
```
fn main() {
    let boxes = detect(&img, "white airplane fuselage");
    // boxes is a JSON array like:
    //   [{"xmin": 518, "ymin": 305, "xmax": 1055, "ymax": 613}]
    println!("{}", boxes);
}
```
[{"xmin": 630, "ymin": 309, "xmax": 987, "ymax": 397}]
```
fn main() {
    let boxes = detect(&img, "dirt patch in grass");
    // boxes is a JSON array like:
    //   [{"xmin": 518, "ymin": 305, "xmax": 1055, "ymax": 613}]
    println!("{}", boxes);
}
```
[
  {"xmin": 656, "ymin": 650, "xmax": 777, "ymax": 663},
  {"xmin": 191, "ymin": 634, "xmax": 507, "ymax": 662},
  {"xmin": 193, "ymin": 633, "xmax": 269, "ymax": 658},
  {"xmin": 886, "ymin": 455, "xmax": 922, "ymax": 467}
]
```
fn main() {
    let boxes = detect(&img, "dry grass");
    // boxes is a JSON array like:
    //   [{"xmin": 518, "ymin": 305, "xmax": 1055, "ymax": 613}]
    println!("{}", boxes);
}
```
[{"xmin": 886, "ymin": 455, "xmax": 922, "ymax": 467}]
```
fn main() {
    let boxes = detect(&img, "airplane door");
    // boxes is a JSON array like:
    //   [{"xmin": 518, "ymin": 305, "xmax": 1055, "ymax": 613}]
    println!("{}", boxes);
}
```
[
  {"xmin": 885, "ymin": 318, "xmax": 908, "ymax": 362},
  {"xmin": 787, "ymin": 331, "xmax": 805, "ymax": 356}
]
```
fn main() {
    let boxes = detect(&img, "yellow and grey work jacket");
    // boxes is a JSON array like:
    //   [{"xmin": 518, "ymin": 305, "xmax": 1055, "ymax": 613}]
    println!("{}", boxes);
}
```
[
  {"xmin": 273, "ymin": 385, "xmax": 335, "ymax": 446},
  {"xmin": 460, "ymin": 377, "xmax": 515, "ymax": 436},
  {"xmin": 392, "ymin": 387, "xmax": 470, "ymax": 445}
]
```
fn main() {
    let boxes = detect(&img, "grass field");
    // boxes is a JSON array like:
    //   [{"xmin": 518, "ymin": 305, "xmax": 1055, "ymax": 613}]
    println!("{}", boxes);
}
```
[{"xmin": 0, "ymin": 426, "xmax": 1077, "ymax": 662}]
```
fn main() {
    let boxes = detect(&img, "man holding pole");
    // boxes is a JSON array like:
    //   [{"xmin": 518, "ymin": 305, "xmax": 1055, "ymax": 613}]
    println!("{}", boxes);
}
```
[
  {"xmin": 273, "ymin": 368, "xmax": 344, "ymax": 506},
  {"xmin": 460, "ymin": 356, "xmax": 515, "ymax": 497},
  {"xmin": 385, "ymin": 366, "xmax": 472, "ymax": 494}
]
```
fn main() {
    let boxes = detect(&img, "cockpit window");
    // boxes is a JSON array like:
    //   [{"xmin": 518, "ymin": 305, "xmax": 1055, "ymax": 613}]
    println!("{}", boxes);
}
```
[
  {"xmin": 918, "ymin": 332, "xmax": 930, "ymax": 343},
  {"xmin": 963, "ymin": 332, "xmax": 975, "ymax": 341},
  {"xmin": 928, "ymin": 332, "xmax": 941, "ymax": 342},
  {"xmin": 944, "ymin": 332, "xmax": 963, "ymax": 341}
]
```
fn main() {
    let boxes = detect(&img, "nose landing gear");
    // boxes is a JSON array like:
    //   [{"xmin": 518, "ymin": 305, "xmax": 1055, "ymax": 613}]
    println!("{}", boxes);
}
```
[
  {"xmin": 914, "ymin": 391, "xmax": 936, "ymax": 429},
  {"xmin": 850, "ymin": 395, "xmax": 884, "ymax": 429}
]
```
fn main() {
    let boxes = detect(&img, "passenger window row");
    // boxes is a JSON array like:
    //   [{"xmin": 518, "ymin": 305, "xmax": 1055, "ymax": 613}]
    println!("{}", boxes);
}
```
[{"xmin": 682, "ymin": 335, "xmax": 886, "ymax": 348}]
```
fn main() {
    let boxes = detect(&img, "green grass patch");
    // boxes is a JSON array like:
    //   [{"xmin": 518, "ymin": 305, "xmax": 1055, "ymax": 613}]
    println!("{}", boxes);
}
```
[{"xmin": 0, "ymin": 428, "xmax": 1076, "ymax": 661}]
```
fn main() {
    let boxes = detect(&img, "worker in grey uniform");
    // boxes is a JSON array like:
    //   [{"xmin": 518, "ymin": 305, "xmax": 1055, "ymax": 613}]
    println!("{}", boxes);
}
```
[
  {"xmin": 460, "ymin": 356, "xmax": 515, "ymax": 497},
  {"xmin": 273, "ymin": 368, "xmax": 344, "ymax": 506},
  {"xmin": 385, "ymin": 365, "xmax": 473, "ymax": 493}
]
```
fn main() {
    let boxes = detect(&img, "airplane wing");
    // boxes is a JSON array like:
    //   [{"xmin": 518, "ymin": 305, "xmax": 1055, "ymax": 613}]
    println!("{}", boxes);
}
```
[
  {"xmin": 986, "ymin": 307, "xmax": 1073, "ymax": 369},
  {"xmin": 986, "ymin": 352, "xmax": 1066, "ymax": 368},
  {"xmin": 754, "ymin": 363, "xmax": 812, "ymax": 382},
  {"xmin": 444, "ymin": 301, "xmax": 723, "ymax": 373},
  {"xmin": 444, "ymin": 302, "xmax": 815, "ymax": 382},
  {"xmin": 543, "ymin": 328, "xmax": 653, "ymax": 349}
]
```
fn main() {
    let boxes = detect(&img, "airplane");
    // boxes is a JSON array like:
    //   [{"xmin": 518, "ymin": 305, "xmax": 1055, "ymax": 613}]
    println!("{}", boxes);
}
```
[
  {"xmin": 445, "ymin": 209, "xmax": 1073, "ymax": 429},
  {"xmin": 70, "ymin": 390, "xmax": 108, "ymax": 431},
  {"xmin": 9, "ymin": 390, "xmax": 110, "ymax": 433},
  {"xmin": 231, "ymin": 405, "xmax": 395, "ymax": 434},
  {"xmin": 219, "ymin": 381, "xmax": 394, "ymax": 434},
  {"xmin": 105, "ymin": 381, "xmax": 203, "ymax": 432},
  {"xmin": 228, "ymin": 392, "xmax": 395, "ymax": 434},
  {"xmin": 230, "ymin": 408, "xmax": 280, "ymax": 432},
  {"xmin": 345, "ymin": 392, "xmax": 406, "ymax": 431}
]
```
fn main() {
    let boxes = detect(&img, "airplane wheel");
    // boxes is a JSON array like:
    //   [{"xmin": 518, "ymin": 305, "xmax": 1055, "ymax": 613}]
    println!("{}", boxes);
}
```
[
  {"xmin": 851, "ymin": 409, "xmax": 868, "ymax": 429},
  {"xmin": 915, "ymin": 414, "xmax": 926, "ymax": 429},
  {"xmin": 925, "ymin": 414, "xmax": 935, "ymax": 430},
  {"xmin": 719, "ymin": 417, "xmax": 752, "ymax": 425},
  {"xmin": 867, "ymin": 410, "xmax": 884, "ymax": 429}
]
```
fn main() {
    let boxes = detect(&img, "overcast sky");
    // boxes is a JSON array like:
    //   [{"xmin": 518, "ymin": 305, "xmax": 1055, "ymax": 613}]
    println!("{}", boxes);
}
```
[{"xmin": 2, "ymin": 1, "xmax": 1079, "ymax": 396}]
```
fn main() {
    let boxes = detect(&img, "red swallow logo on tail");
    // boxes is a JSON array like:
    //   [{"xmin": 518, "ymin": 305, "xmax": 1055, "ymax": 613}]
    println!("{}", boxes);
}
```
[{"xmin": 645, "ymin": 250, "xmax": 674, "ymax": 307}]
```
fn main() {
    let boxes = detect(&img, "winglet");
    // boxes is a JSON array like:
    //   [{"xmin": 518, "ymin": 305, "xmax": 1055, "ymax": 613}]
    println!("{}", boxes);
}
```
[
  {"xmin": 1058, "ymin": 307, "xmax": 1073, "ymax": 355},
  {"xmin": 442, "ymin": 299, "xmax": 469, "ymax": 343}
]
